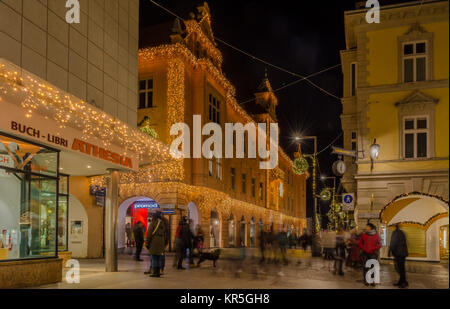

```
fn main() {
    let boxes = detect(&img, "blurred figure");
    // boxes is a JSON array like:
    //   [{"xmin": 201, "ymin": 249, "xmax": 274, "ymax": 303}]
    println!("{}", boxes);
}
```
[
  {"xmin": 125, "ymin": 222, "xmax": 132, "ymax": 247},
  {"xmin": 160, "ymin": 213, "xmax": 170, "ymax": 275},
  {"xmin": 133, "ymin": 221, "xmax": 145, "ymax": 261},
  {"xmin": 333, "ymin": 229, "xmax": 346, "ymax": 276},
  {"xmin": 288, "ymin": 232, "xmax": 297, "ymax": 249},
  {"xmin": 389, "ymin": 224, "xmax": 409, "ymax": 288},
  {"xmin": 174, "ymin": 219, "xmax": 185, "ymax": 269},
  {"xmin": 359, "ymin": 223, "xmax": 381, "ymax": 286},
  {"xmin": 299, "ymin": 229, "xmax": 308, "ymax": 251},
  {"xmin": 278, "ymin": 226, "xmax": 289, "ymax": 265},
  {"xmin": 259, "ymin": 226, "xmax": 266, "ymax": 263},
  {"xmin": 193, "ymin": 224, "xmax": 204, "ymax": 254},
  {"xmin": 322, "ymin": 230, "xmax": 336, "ymax": 260},
  {"xmin": 347, "ymin": 227, "xmax": 362, "ymax": 268}
]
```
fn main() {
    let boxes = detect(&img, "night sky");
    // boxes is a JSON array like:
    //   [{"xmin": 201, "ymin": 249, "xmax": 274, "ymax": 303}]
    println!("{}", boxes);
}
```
[{"xmin": 139, "ymin": 0, "xmax": 409, "ymax": 221}]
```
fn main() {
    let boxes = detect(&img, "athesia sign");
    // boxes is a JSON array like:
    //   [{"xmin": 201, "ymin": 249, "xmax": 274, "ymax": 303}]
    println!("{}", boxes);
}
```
[{"xmin": 72, "ymin": 139, "xmax": 133, "ymax": 169}]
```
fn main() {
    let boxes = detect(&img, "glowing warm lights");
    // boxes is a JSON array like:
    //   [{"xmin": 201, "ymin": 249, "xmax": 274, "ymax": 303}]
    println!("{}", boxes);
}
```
[{"xmin": 0, "ymin": 60, "xmax": 175, "ymax": 165}]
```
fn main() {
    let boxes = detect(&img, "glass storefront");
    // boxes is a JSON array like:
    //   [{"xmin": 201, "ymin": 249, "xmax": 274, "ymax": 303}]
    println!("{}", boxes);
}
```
[{"xmin": 0, "ymin": 132, "xmax": 61, "ymax": 261}]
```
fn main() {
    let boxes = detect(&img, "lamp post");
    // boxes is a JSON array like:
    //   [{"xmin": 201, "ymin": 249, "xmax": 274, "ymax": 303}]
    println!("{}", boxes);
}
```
[{"xmin": 294, "ymin": 135, "xmax": 320, "ymax": 256}]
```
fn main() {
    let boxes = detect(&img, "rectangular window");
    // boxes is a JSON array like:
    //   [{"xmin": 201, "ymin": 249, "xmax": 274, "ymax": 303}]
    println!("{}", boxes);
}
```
[
  {"xmin": 403, "ymin": 42, "xmax": 428, "ymax": 83},
  {"xmin": 259, "ymin": 182, "xmax": 263, "ymax": 200},
  {"xmin": 208, "ymin": 93, "xmax": 220, "ymax": 124},
  {"xmin": 138, "ymin": 78, "xmax": 153, "ymax": 109},
  {"xmin": 230, "ymin": 168, "xmax": 235, "ymax": 190},
  {"xmin": 403, "ymin": 117, "xmax": 429, "ymax": 159},
  {"xmin": 242, "ymin": 174, "xmax": 246, "ymax": 194},
  {"xmin": 351, "ymin": 62, "xmax": 357, "ymax": 96},
  {"xmin": 251, "ymin": 178, "xmax": 256, "ymax": 197},
  {"xmin": 351, "ymin": 131, "xmax": 358, "ymax": 162}
]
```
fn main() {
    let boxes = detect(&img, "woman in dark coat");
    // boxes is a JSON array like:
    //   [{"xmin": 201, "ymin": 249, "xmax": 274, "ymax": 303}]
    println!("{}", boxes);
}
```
[
  {"xmin": 389, "ymin": 224, "xmax": 409, "ymax": 288},
  {"xmin": 146, "ymin": 212, "xmax": 167, "ymax": 277}
]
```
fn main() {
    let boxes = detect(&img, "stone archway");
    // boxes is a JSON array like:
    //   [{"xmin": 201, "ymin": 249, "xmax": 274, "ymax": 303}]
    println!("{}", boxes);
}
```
[
  {"xmin": 117, "ymin": 196, "xmax": 157, "ymax": 250},
  {"xmin": 380, "ymin": 193, "xmax": 449, "ymax": 261}
]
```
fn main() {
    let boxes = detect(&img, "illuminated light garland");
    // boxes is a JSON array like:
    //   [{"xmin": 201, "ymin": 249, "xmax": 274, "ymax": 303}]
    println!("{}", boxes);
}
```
[
  {"xmin": 139, "ymin": 44, "xmax": 294, "ymax": 165},
  {"xmin": 387, "ymin": 213, "xmax": 449, "ymax": 230},
  {"xmin": 184, "ymin": 18, "xmax": 223, "ymax": 67},
  {"xmin": 379, "ymin": 191, "xmax": 449, "ymax": 221},
  {"xmin": 89, "ymin": 177, "xmax": 305, "ymax": 228},
  {"xmin": 0, "ymin": 60, "xmax": 176, "ymax": 165}
]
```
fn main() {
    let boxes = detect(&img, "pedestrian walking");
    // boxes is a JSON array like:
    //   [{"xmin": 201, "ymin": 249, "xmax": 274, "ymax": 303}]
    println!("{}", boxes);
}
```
[
  {"xmin": 278, "ymin": 226, "xmax": 289, "ymax": 265},
  {"xmin": 160, "ymin": 214, "xmax": 170, "ymax": 275},
  {"xmin": 146, "ymin": 212, "xmax": 168, "ymax": 278},
  {"xmin": 133, "ymin": 221, "xmax": 145, "ymax": 261},
  {"xmin": 389, "ymin": 224, "xmax": 409, "ymax": 288},
  {"xmin": 259, "ymin": 227, "xmax": 266, "ymax": 263},
  {"xmin": 125, "ymin": 222, "xmax": 132, "ymax": 248},
  {"xmin": 359, "ymin": 223, "xmax": 381, "ymax": 286},
  {"xmin": 347, "ymin": 228, "xmax": 362, "ymax": 268}
]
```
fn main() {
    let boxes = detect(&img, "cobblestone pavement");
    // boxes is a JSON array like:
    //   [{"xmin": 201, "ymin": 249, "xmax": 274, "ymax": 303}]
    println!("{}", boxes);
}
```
[{"xmin": 37, "ymin": 253, "xmax": 449, "ymax": 289}]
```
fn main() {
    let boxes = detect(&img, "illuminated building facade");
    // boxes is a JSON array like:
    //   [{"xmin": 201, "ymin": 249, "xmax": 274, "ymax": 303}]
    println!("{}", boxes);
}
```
[
  {"xmin": 110, "ymin": 3, "xmax": 307, "ymax": 250},
  {"xmin": 340, "ymin": 0, "xmax": 449, "ymax": 261}
]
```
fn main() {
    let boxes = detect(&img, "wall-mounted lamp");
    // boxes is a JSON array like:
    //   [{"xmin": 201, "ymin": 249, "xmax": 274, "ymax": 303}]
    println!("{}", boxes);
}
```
[{"xmin": 369, "ymin": 138, "xmax": 380, "ymax": 172}]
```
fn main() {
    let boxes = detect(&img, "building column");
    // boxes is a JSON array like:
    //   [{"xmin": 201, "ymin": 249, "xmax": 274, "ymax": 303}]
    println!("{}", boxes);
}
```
[{"xmin": 105, "ymin": 169, "xmax": 119, "ymax": 272}]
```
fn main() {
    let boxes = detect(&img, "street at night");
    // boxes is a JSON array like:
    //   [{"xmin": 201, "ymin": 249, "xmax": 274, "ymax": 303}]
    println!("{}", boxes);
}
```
[
  {"xmin": 0, "ymin": 0, "xmax": 449, "ymax": 304},
  {"xmin": 37, "ymin": 253, "xmax": 448, "ymax": 289}
]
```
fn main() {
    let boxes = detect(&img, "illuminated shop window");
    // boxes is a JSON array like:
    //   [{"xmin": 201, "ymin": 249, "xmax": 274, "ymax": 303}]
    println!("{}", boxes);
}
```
[{"xmin": 0, "ymin": 133, "xmax": 60, "ymax": 262}]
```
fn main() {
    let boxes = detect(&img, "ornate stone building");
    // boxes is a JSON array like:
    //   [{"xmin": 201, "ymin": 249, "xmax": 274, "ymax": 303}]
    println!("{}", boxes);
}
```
[
  {"xmin": 340, "ymin": 0, "xmax": 448, "ymax": 261},
  {"xmin": 89, "ymin": 3, "xmax": 307, "ymax": 250}
]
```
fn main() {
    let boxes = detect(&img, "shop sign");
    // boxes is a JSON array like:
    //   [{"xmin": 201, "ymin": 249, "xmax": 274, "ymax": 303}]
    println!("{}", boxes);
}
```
[
  {"xmin": 358, "ymin": 212, "xmax": 379, "ymax": 219},
  {"xmin": 72, "ymin": 138, "xmax": 133, "ymax": 169},
  {"xmin": 161, "ymin": 210, "xmax": 175, "ymax": 215},
  {"xmin": 0, "ymin": 101, "xmax": 138, "ymax": 171},
  {"xmin": 90, "ymin": 185, "xmax": 106, "ymax": 207},
  {"xmin": 134, "ymin": 200, "xmax": 159, "ymax": 209},
  {"xmin": 159, "ymin": 204, "xmax": 175, "ymax": 209}
]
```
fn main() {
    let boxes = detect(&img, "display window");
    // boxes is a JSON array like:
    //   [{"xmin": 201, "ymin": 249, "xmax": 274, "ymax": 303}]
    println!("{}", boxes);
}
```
[{"xmin": 0, "ymin": 132, "xmax": 61, "ymax": 261}]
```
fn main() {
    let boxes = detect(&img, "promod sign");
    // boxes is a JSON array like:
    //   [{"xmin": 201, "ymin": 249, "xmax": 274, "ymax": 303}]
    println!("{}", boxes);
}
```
[{"xmin": 134, "ymin": 200, "xmax": 159, "ymax": 209}]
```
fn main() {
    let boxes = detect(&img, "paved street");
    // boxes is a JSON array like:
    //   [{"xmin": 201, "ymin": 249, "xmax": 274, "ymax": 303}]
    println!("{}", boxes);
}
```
[{"xmin": 37, "ymin": 253, "xmax": 449, "ymax": 289}]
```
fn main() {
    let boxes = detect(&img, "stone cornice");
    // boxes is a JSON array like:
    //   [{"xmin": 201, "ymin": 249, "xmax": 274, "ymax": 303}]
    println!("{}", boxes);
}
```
[
  {"xmin": 357, "ymin": 79, "xmax": 449, "ymax": 95},
  {"xmin": 344, "ymin": 0, "xmax": 449, "ymax": 49}
]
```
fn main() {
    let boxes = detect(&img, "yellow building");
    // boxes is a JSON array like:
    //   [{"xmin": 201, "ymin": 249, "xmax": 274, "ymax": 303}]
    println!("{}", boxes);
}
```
[
  {"xmin": 95, "ymin": 3, "xmax": 307, "ymax": 250},
  {"xmin": 341, "ymin": 0, "xmax": 449, "ymax": 261}
]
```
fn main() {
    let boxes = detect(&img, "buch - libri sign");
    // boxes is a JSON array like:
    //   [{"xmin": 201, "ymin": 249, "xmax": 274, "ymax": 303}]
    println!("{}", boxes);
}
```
[{"xmin": 0, "ymin": 99, "xmax": 138, "ymax": 171}]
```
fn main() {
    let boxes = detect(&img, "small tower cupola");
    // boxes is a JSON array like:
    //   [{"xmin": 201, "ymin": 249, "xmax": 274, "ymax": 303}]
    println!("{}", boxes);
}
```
[{"xmin": 254, "ymin": 69, "xmax": 278, "ymax": 121}]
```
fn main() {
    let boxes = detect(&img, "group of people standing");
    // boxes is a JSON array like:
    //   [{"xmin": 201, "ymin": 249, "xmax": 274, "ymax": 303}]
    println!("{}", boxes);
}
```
[
  {"xmin": 258, "ymin": 226, "xmax": 312, "ymax": 265},
  {"xmin": 322, "ymin": 222, "xmax": 409, "ymax": 288}
]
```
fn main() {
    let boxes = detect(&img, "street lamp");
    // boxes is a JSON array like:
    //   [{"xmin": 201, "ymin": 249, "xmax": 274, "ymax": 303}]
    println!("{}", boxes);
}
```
[
  {"xmin": 293, "ymin": 135, "xmax": 320, "ymax": 256},
  {"xmin": 369, "ymin": 138, "xmax": 380, "ymax": 172}
]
